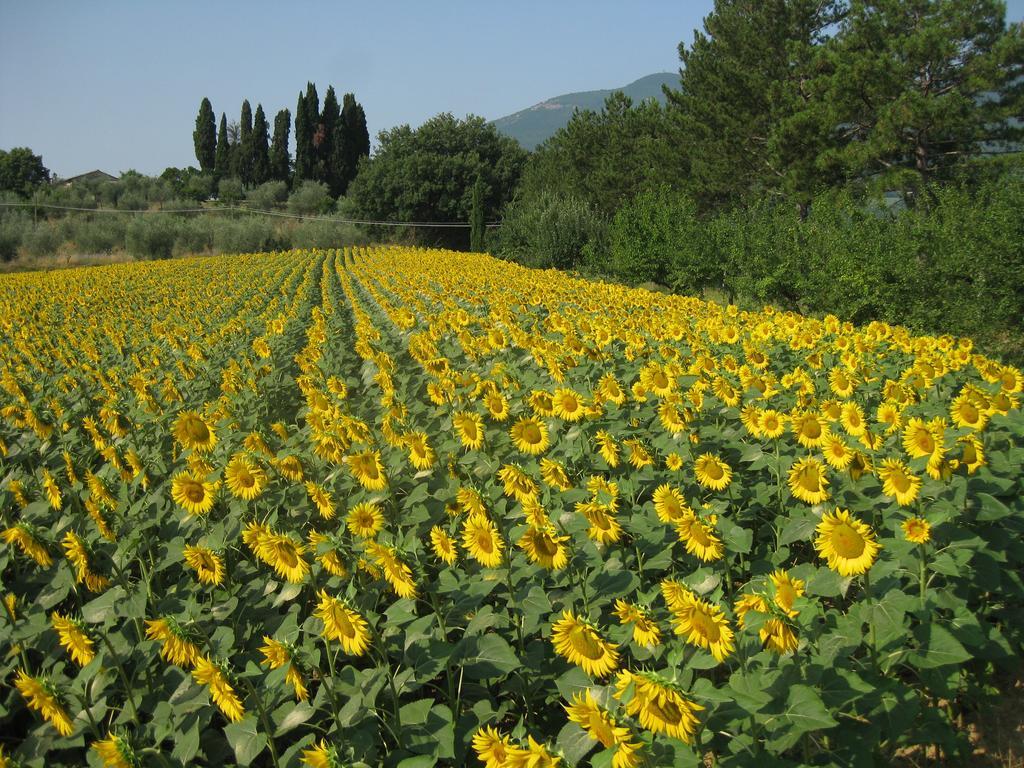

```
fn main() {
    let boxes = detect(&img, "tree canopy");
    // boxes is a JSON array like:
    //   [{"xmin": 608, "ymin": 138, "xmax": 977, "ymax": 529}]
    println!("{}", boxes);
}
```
[{"xmin": 0, "ymin": 147, "xmax": 50, "ymax": 197}]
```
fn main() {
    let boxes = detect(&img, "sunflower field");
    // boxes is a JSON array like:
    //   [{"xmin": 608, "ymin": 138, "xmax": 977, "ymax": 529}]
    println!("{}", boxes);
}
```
[{"xmin": 1, "ymin": 247, "xmax": 1023, "ymax": 768}]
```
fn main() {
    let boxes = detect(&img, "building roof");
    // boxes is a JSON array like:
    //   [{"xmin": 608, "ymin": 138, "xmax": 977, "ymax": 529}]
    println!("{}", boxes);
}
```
[{"xmin": 60, "ymin": 170, "xmax": 119, "ymax": 185}]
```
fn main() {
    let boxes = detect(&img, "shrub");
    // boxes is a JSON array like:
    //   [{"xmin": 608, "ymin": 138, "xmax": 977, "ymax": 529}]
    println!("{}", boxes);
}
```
[
  {"xmin": 211, "ymin": 217, "xmax": 277, "ymax": 254},
  {"xmin": 287, "ymin": 181, "xmax": 333, "ymax": 216},
  {"xmin": 496, "ymin": 192, "xmax": 606, "ymax": 270},
  {"xmin": 0, "ymin": 210, "xmax": 29, "ymax": 261},
  {"xmin": 22, "ymin": 221, "xmax": 62, "ymax": 257},
  {"xmin": 173, "ymin": 216, "xmax": 215, "ymax": 256},
  {"xmin": 289, "ymin": 219, "xmax": 368, "ymax": 249},
  {"xmin": 74, "ymin": 217, "xmax": 127, "ymax": 254},
  {"xmin": 125, "ymin": 216, "xmax": 178, "ymax": 259},
  {"xmin": 246, "ymin": 181, "xmax": 289, "ymax": 210},
  {"xmin": 217, "ymin": 177, "xmax": 245, "ymax": 205}
]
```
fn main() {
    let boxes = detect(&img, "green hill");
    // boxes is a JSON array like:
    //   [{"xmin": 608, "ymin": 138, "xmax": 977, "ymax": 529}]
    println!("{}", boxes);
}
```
[{"xmin": 491, "ymin": 72, "xmax": 678, "ymax": 150}]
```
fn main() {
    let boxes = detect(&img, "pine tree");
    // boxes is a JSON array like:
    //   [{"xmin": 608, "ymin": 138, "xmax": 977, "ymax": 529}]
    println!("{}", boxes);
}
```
[
  {"xmin": 666, "ymin": 0, "xmax": 843, "ymax": 213},
  {"xmin": 236, "ymin": 100, "xmax": 254, "ymax": 184},
  {"xmin": 320, "ymin": 86, "xmax": 342, "ymax": 195},
  {"xmin": 193, "ymin": 98, "xmax": 216, "ymax": 173},
  {"xmin": 270, "ymin": 108, "xmax": 291, "ymax": 184},
  {"xmin": 251, "ymin": 104, "xmax": 271, "ymax": 186},
  {"xmin": 815, "ymin": 0, "xmax": 1024, "ymax": 199},
  {"xmin": 294, "ymin": 90, "xmax": 313, "ymax": 182},
  {"xmin": 340, "ymin": 93, "xmax": 371, "ymax": 195},
  {"xmin": 469, "ymin": 177, "xmax": 486, "ymax": 252},
  {"xmin": 214, "ymin": 112, "xmax": 231, "ymax": 181}
]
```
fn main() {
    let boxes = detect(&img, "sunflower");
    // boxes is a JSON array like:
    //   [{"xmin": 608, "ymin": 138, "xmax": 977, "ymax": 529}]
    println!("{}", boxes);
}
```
[
  {"xmin": 693, "ymin": 453, "xmax": 732, "ymax": 491},
  {"xmin": 539, "ymin": 457, "xmax": 572, "ymax": 491},
  {"xmin": 314, "ymin": 590, "xmax": 370, "ymax": 655},
  {"xmin": 300, "ymin": 740, "xmax": 343, "ymax": 768},
  {"xmin": 462, "ymin": 513, "xmax": 504, "ymax": 567},
  {"xmin": 347, "ymin": 501, "xmax": 384, "ymax": 539},
  {"xmin": 653, "ymin": 484, "xmax": 691, "ymax": 524},
  {"xmin": 598, "ymin": 372, "xmax": 627, "ymax": 405},
  {"xmin": 91, "ymin": 732, "xmax": 136, "ymax": 768},
  {"xmin": 510, "ymin": 417, "xmax": 550, "ymax": 455},
  {"xmin": 192, "ymin": 656, "xmax": 245, "ymax": 722},
  {"xmin": 613, "ymin": 599, "xmax": 662, "ymax": 647},
  {"xmin": 553, "ymin": 388, "xmax": 585, "ymax": 421},
  {"xmin": 483, "ymin": 389, "xmax": 510, "ymax": 422},
  {"xmin": 876, "ymin": 458, "xmax": 921, "ymax": 506},
  {"xmin": 564, "ymin": 690, "xmax": 643, "ymax": 767},
  {"xmin": 404, "ymin": 431, "xmax": 436, "ymax": 470},
  {"xmin": 15, "ymin": 669, "xmax": 74, "ymax": 736},
  {"xmin": 347, "ymin": 450, "xmax": 387, "ymax": 491},
  {"xmin": 472, "ymin": 726, "xmax": 524, "ymax": 768},
  {"xmin": 902, "ymin": 517, "xmax": 931, "ymax": 544},
  {"xmin": 529, "ymin": 389, "xmax": 556, "ymax": 417},
  {"xmin": 365, "ymin": 541, "xmax": 418, "ymax": 599},
  {"xmin": 902, "ymin": 417, "xmax": 939, "ymax": 459},
  {"xmin": 518, "ymin": 525, "xmax": 569, "ymax": 570},
  {"xmin": 51, "ymin": 612, "xmax": 95, "ymax": 666},
  {"xmin": 814, "ymin": 508, "xmax": 880, "ymax": 576},
  {"xmin": 950, "ymin": 389, "xmax": 988, "ymax": 430},
  {"xmin": 258, "ymin": 636, "xmax": 308, "ymax": 701},
  {"xmin": 62, "ymin": 531, "xmax": 110, "ymax": 592},
  {"xmin": 595, "ymin": 430, "xmax": 620, "ymax": 467},
  {"xmin": 497, "ymin": 464, "xmax": 538, "ymax": 502},
  {"xmin": 957, "ymin": 434, "xmax": 985, "ymax": 474},
  {"xmin": 761, "ymin": 619, "xmax": 800, "ymax": 654},
  {"xmin": 307, "ymin": 530, "xmax": 348, "ymax": 578},
  {"xmin": 42, "ymin": 469, "xmax": 62, "ymax": 510},
  {"xmin": 840, "ymin": 402, "xmax": 867, "ymax": 436},
  {"xmin": 305, "ymin": 481, "xmax": 336, "ymax": 519},
  {"xmin": 624, "ymin": 439, "xmax": 654, "ymax": 469},
  {"xmin": 769, "ymin": 570, "xmax": 805, "ymax": 617},
  {"xmin": 144, "ymin": 617, "xmax": 202, "ymax": 667},
  {"xmin": 788, "ymin": 457, "xmax": 830, "ymax": 505},
  {"xmin": 676, "ymin": 513, "xmax": 724, "ymax": 562},
  {"xmin": 183, "ymin": 545, "xmax": 224, "ymax": 586},
  {"xmin": 171, "ymin": 471, "xmax": 217, "ymax": 516},
  {"xmin": 577, "ymin": 501, "xmax": 623, "ymax": 545},
  {"xmin": 668, "ymin": 594, "xmax": 735, "ymax": 662},
  {"xmin": 791, "ymin": 411, "xmax": 826, "ymax": 448},
  {"xmin": 820, "ymin": 433, "xmax": 853, "ymax": 470},
  {"xmin": 550, "ymin": 611, "xmax": 619, "ymax": 678},
  {"xmin": 614, "ymin": 670, "xmax": 703, "ymax": 744},
  {"xmin": 2, "ymin": 524, "xmax": 53, "ymax": 567},
  {"xmin": 665, "ymin": 452, "xmax": 684, "ymax": 471},
  {"xmin": 760, "ymin": 409, "xmax": 787, "ymax": 439},
  {"xmin": 173, "ymin": 410, "xmax": 216, "ymax": 453},
  {"xmin": 224, "ymin": 454, "xmax": 266, "ymax": 501},
  {"xmin": 429, "ymin": 526, "xmax": 458, "ymax": 565}
]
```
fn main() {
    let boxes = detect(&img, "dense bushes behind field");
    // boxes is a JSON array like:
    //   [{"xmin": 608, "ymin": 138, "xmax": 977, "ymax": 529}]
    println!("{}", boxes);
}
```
[
  {"xmin": 497, "ymin": 175, "xmax": 1024, "ymax": 363},
  {"xmin": 0, "ymin": 208, "xmax": 370, "ymax": 263}
]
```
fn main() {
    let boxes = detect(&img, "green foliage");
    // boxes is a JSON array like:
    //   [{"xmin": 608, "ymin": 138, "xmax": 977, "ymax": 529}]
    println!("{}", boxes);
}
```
[
  {"xmin": 125, "ymin": 216, "xmax": 178, "ymax": 259},
  {"xmin": 236, "ymin": 100, "xmax": 254, "ymax": 184},
  {"xmin": 215, "ymin": 113, "xmax": 231, "ymax": 181},
  {"xmin": 21, "ymin": 221, "xmax": 61, "ymax": 257},
  {"xmin": 496, "ymin": 191, "xmax": 606, "ymax": 270},
  {"xmin": 517, "ymin": 93, "xmax": 685, "ymax": 217},
  {"xmin": 270, "ymin": 109, "xmax": 291, "ymax": 185},
  {"xmin": 246, "ymin": 181, "xmax": 289, "ymax": 210},
  {"xmin": 469, "ymin": 177, "xmax": 485, "ymax": 252},
  {"xmin": 0, "ymin": 147, "xmax": 50, "ymax": 197},
  {"xmin": 193, "ymin": 98, "xmax": 217, "ymax": 173},
  {"xmin": 210, "ymin": 216, "xmax": 278, "ymax": 253},
  {"xmin": 815, "ymin": 0, "xmax": 1024, "ymax": 194},
  {"xmin": 72, "ymin": 216, "xmax": 127, "ymax": 254},
  {"xmin": 347, "ymin": 113, "xmax": 526, "ymax": 249},
  {"xmin": 217, "ymin": 177, "xmax": 245, "ymax": 205},
  {"xmin": 287, "ymin": 181, "xmax": 332, "ymax": 216},
  {"xmin": 339, "ymin": 93, "xmax": 370, "ymax": 196},
  {"xmin": 289, "ymin": 218, "xmax": 369, "ymax": 249},
  {"xmin": 251, "ymin": 105, "xmax": 271, "ymax": 186},
  {"xmin": 0, "ymin": 208, "xmax": 29, "ymax": 261},
  {"xmin": 319, "ymin": 87, "xmax": 342, "ymax": 194}
]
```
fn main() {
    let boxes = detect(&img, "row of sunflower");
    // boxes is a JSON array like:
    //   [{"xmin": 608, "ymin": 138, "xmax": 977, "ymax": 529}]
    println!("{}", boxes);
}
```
[{"xmin": 1, "ymin": 246, "xmax": 1022, "ymax": 767}]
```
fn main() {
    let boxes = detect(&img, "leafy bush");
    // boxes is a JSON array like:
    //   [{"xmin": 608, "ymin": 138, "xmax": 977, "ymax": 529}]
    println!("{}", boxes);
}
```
[
  {"xmin": 0, "ymin": 210, "xmax": 29, "ymax": 261},
  {"xmin": 21, "ymin": 221, "xmax": 62, "ymax": 257},
  {"xmin": 125, "ymin": 216, "xmax": 178, "ymax": 259},
  {"xmin": 287, "ymin": 181, "xmax": 333, "ymax": 216},
  {"xmin": 216, "ymin": 177, "xmax": 244, "ymax": 205},
  {"xmin": 246, "ymin": 181, "xmax": 289, "ymax": 210},
  {"xmin": 173, "ymin": 216, "xmax": 215, "ymax": 256},
  {"xmin": 496, "ymin": 192, "xmax": 606, "ymax": 270},
  {"xmin": 289, "ymin": 218, "xmax": 368, "ymax": 249},
  {"xmin": 71, "ymin": 217, "xmax": 127, "ymax": 254},
  {"xmin": 211, "ymin": 217, "xmax": 278, "ymax": 254}
]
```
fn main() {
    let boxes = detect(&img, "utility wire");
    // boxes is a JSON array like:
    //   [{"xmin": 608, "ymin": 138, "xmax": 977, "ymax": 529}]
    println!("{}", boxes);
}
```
[{"xmin": 0, "ymin": 201, "xmax": 502, "ymax": 228}]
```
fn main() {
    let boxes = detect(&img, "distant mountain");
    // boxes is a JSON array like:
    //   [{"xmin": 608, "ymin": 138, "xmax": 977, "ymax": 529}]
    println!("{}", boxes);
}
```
[{"xmin": 492, "ymin": 72, "xmax": 678, "ymax": 150}]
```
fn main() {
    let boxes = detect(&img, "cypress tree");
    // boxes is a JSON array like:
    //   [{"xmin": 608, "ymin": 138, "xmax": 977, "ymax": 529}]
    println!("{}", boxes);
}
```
[
  {"xmin": 236, "ymin": 100, "xmax": 254, "ymax": 184},
  {"xmin": 214, "ymin": 112, "xmax": 231, "ymax": 181},
  {"xmin": 469, "ymin": 177, "xmax": 486, "ymax": 252},
  {"xmin": 320, "ymin": 87, "xmax": 342, "ymax": 195},
  {"xmin": 340, "ymin": 94, "xmax": 371, "ymax": 195},
  {"xmin": 193, "ymin": 98, "xmax": 216, "ymax": 173},
  {"xmin": 251, "ymin": 104, "xmax": 271, "ymax": 186},
  {"xmin": 305, "ymin": 83, "xmax": 322, "ymax": 182},
  {"xmin": 270, "ymin": 108, "xmax": 291, "ymax": 185},
  {"xmin": 294, "ymin": 90, "xmax": 313, "ymax": 182}
]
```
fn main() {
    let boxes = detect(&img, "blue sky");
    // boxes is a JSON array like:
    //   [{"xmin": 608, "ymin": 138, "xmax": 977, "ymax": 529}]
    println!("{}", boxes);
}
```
[{"xmin": 2, "ymin": 1, "xmax": 1023, "ymax": 178}]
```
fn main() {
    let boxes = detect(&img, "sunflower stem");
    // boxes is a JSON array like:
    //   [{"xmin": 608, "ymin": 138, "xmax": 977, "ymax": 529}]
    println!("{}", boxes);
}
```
[
  {"xmin": 99, "ymin": 633, "xmax": 139, "ymax": 721},
  {"xmin": 918, "ymin": 545, "xmax": 928, "ymax": 608},
  {"xmin": 240, "ymin": 677, "xmax": 281, "ymax": 768}
]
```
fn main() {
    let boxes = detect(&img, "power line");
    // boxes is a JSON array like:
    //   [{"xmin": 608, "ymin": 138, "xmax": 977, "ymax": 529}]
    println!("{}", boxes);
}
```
[{"xmin": 0, "ymin": 201, "xmax": 502, "ymax": 228}]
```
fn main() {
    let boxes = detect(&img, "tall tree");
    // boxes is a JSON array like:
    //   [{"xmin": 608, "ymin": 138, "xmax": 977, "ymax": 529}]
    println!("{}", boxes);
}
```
[
  {"xmin": 319, "ymin": 86, "xmax": 342, "ymax": 194},
  {"xmin": 469, "ymin": 177, "xmax": 486, "ymax": 252},
  {"xmin": 236, "ymin": 100, "xmax": 254, "ymax": 184},
  {"xmin": 340, "ymin": 93, "xmax": 371, "ymax": 195},
  {"xmin": 251, "ymin": 104, "xmax": 271, "ymax": 186},
  {"xmin": 294, "ymin": 90, "xmax": 313, "ymax": 182},
  {"xmin": 0, "ymin": 147, "xmax": 50, "ymax": 197},
  {"xmin": 214, "ymin": 113, "xmax": 231, "ymax": 180},
  {"xmin": 193, "ymin": 97, "xmax": 216, "ymax": 173},
  {"xmin": 666, "ymin": 0, "xmax": 844, "ymax": 213},
  {"xmin": 815, "ymin": 0, "xmax": 1024, "ymax": 198},
  {"xmin": 270, "ymin": 108, "xmax": 292, "ymax": 184}
]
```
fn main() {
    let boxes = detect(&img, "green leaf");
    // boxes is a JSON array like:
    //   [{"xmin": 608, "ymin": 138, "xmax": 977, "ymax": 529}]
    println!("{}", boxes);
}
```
[
  {"xmin": 554, "ymin": 666, "xmax": 593, "ymax": 701},
  {"xmin": 455, "ymin": 634, "xmax": 520, "ymax": 679},
  {"xmin": 223, "ymin": 716, "xmax": 267, "ymax": 766},
  {"xmin": 975, "ymin": 492, "xmax": 1011, "ymax": 521},
  {"xmin": 556, "ymin": 722, "xmax": 596, "ymax": 766},
  {"xmin": 273, "ymin": 700, "xmax": 315, "ymax": 736},
  {"xmin": 908, "ymin": 623, "xmax": 971, "ymax": 669},
  {"xmin": 81, "ymin": 586, "xmax": 127, "ymax": 624},
  {"xmin": 400, "ymin": 697, "xmax": 436, "ymax": 727},
  {"xmin": 779, "ymin": 512, "xmax": 818, "ymax": 546},
  {"xmin": 780, "ymin": 684, "xmax": 839, "ymax": 733}
]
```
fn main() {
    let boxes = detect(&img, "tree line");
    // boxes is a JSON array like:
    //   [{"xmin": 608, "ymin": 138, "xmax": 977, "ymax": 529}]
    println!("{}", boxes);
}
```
[{"xmin": 192, "ymin": 83, "xmax": 369, "ymax": 197}]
